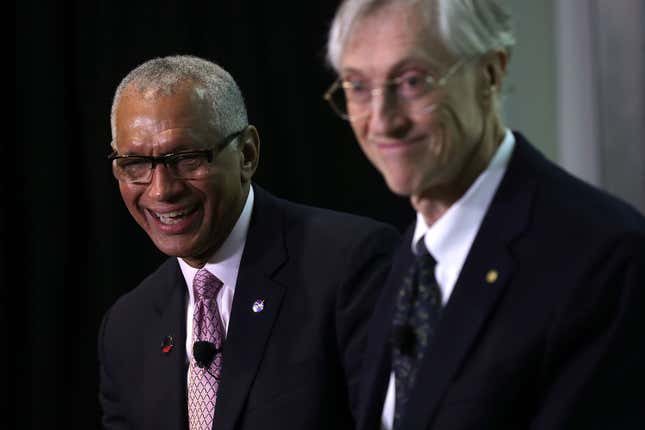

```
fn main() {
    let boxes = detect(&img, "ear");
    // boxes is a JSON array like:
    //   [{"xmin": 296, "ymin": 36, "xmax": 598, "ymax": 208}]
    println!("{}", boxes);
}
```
[
  {"xmin": 482, "ymin": 50, "xmax": 508, "ymax": 93},
  {"xmin": 238, "ymin": 125, "xmax": 260, "ymax": 183},
  {"xmin": 478, "ymin": 50, "xmax": 508, "ymax": 111}
]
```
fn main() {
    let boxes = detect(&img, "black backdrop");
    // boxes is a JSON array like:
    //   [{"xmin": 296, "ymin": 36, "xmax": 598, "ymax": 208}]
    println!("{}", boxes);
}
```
[{"xmin": 13, "ymin": 1, "xmax": 413, "ymax": 428}]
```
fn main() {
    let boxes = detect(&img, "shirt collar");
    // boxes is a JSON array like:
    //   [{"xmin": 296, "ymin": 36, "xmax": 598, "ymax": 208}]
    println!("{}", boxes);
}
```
[{"xmin": 412, "ymin": 129, "xmax": 515, "ymax": 265}]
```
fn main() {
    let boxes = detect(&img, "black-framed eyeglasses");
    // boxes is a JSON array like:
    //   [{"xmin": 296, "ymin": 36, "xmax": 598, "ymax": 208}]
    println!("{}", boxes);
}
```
[
  {"xmin": 323, "ymin": 59, "xmax": 467, "ymax": 121},
  {"xmin": 108, "ymin": 128, "xmax": 246, "ymax": 184}
]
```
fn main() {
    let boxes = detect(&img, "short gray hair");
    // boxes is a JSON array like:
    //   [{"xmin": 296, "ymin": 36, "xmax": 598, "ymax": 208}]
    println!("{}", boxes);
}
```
[
  {"xmin": 326, "ymin": 0, "xmax": 515, "ymax": 71},
  {"xmin": 110, "ymin": 55, "xmax": 248, "ymax": 150}
]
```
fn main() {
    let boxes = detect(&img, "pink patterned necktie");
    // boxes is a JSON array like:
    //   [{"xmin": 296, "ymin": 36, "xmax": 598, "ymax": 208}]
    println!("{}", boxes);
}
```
[{"xmin": 188, "ymin": 269, "xmax": 225, "ymax": 430}]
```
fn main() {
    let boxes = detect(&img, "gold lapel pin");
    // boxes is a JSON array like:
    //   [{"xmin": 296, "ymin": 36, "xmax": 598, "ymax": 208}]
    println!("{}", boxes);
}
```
[{"xmin": 485, "ymin": 269, "xmax": 499, "ymax": 284}]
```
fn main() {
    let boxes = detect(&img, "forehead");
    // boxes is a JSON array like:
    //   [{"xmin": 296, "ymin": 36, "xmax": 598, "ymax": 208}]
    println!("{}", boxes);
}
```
[
  {"xmin": 117, "ymin": 83, "xmax": 213, "ymax": 125},
  {"xmin": 115, "ymin": 84, "xmax": 217, "ymax": 151},
  {"xmin": 341, "ymin": 3, "xmax": 453, "ymax": 76}
]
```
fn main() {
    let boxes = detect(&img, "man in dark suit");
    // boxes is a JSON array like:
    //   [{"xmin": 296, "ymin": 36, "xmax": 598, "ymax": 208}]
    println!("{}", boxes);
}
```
[
  {"xmin": 98, "ymin": 55, "xmax": 399, "ymax": 430},
  {"xmin": 323, "ymin": 0, "xmax": 645, "ymax": 428}
]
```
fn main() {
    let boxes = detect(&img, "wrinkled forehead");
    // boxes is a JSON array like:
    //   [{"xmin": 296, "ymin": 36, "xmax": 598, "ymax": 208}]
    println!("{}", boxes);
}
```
[
  {"xmin": 113, "ymin": 84, "xmax": 220, "ymax": 149},
  {"xmin": 117, "ymin": 83, "xmax": 216, "ymax": 126},
  {"xmin": 341, "ymin": 2, "xmax": 453, "ymax": 76}
]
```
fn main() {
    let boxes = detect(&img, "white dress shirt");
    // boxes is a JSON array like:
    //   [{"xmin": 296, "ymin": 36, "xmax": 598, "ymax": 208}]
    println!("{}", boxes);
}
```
[
  {"xmin": 381, "ymin": 130, "xmax": 515, "ymax": 429},
  {"xmin": 178, "ymin": 185, "xmax": 255, "ymax": 363}
]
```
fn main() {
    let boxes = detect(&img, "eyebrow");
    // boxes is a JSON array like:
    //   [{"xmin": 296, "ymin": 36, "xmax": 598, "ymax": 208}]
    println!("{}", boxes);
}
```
[
  {"xmin": 119, "ymin": 147, "xmax": 210, "ymax": 157},
  {"xmin": 392, "ymin": 58, "xmax": 442, "ymax": 75},
  {"xmin": 118, "ymin": 138, "xmax": 209, "ymax": 155},
  {"xmin": 341, "ymin": 57, "xmax": 443, "ymax": 79}
]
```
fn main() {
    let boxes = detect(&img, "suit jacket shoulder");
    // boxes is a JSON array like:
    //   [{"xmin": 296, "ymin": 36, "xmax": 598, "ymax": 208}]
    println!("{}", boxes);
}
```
[{"xmin": 509, "ymin": 131, "xmax": 644, "ymax": 237}]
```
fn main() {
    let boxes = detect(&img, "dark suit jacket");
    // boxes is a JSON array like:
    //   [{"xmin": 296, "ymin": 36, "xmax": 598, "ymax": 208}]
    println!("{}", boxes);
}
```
[
  {"xmin": 99, "ymin": 185, "xmax": 400, "ymax": 430},
  {"xmin": 357, "ymin": 132, "xmax": 645, "ymax": 429}
]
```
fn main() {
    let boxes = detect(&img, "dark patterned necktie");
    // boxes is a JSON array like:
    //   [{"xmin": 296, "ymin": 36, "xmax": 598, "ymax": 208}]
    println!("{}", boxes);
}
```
[
  {"xmin": 188, "ymin": 269, "xmax": 225, "ymax": 430},
  {"xmin": 392, "ymin": 241, "xmax": 442, "ymax": 429}
]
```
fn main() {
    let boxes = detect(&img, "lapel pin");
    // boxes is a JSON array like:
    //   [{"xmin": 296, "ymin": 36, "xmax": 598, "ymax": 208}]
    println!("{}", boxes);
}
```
[
  {"xmin": 161, "ymin": 335, "xmax": 174, "ymax": 354},
  {"xmin": 485, "ymin": 269, "xmax": 499, "ymax": 284},
  {"xmin": 252, "ymin": 299, "xmax": 265, "ymax": 313}
]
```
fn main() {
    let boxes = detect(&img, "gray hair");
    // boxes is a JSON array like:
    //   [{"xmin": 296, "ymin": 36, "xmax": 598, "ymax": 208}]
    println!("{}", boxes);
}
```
[
  {"xmin": 326, "ymin": 0, "xmax": 515, "ymax": 71},
  {"xmin": 110, "ymin": 55, "xmax": 248, "ymax": 150}
]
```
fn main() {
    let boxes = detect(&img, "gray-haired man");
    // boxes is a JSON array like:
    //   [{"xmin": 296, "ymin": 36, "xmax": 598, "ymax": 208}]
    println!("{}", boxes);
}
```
[
  {"xmin": 99, "ymin": 55, "xmax": 399, "ymax": 430},
  {"xmin": 323, "ymin": 1, "xmax": 645, "ymax": 428}
]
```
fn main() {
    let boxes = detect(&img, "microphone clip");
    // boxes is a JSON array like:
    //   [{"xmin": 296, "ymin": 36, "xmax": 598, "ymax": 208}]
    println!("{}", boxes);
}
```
[
  {"xmin": 392, "ymin": 324, "xmax": 416, "ymax": 356},
  {"xmin": 193, "ymin": 340, "xmax": 222, "ymax": 368}
]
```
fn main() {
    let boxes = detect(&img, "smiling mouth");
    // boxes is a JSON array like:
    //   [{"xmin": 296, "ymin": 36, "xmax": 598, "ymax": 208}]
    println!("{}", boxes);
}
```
[
  {"xmin": 149, "ymin": 206, "xmax": 198, "ymax": 225},
  {"xmin": 371, "ymin": 136, "xmax": 425, "ymax": 149}
]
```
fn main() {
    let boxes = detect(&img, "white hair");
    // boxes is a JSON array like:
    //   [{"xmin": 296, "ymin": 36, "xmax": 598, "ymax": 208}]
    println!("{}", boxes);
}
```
[
  {"xmin": 110, "ymin": 55, "xmax": 248, "ymax": 150},
  {"xmin": 326, "ymin": 0, "xmax": 515, "ymax": 71}
]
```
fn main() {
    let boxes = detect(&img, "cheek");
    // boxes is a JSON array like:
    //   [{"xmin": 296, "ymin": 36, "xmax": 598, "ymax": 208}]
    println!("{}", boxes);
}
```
[
  {"xmin": 445, "ymin": 88, "xmax": 482, "ymax": 133},
  {"xmin": 350, "ymin": 121, "xmax": 374, "ymax": 158},
  {"xmin": 199, "ymin": 177, "xmax": 235, "ymax": 215},
  {"xmin": 119, "ymin": 185, "xmax": 140, "ymax": 212},
  {"xmin": 429, "ymin": 104, "xmax": 468, "ymax": 153},
  {"xmin": 349, "ymin": 117, "xmax": 369, "ymax": 140},
  {"xmin": 118, "ymin": 185, "xmax": 150, "ymax": 227}
]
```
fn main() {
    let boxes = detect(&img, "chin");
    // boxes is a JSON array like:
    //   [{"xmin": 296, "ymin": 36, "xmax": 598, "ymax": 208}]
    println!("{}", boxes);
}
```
[
  {"xmin": 383, "ymin": 173, "xmax": 417, "ymax": 197},
  {"xmin": 150, "ymin": 236, "xmax": 192, "ymax": 258}
]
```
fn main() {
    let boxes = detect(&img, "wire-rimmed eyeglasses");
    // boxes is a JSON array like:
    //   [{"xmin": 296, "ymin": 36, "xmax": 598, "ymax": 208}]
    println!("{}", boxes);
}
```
[
  {"xmin": 108, "ymin": 128, "xmax": 246, "ymax": 184},
  {"xmin": 323, "ymin": 59, "xmax": 467, "ymax": 121}
]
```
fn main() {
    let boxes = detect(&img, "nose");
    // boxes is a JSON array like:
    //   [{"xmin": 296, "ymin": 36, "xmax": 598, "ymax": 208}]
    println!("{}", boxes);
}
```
[
  {"xmin": 367, "ymin": 88, "xmax": 412, "ymax": 138},
  {"xmin": 146, "ymin": 163, "xmax": 184, "ymax": 201}
]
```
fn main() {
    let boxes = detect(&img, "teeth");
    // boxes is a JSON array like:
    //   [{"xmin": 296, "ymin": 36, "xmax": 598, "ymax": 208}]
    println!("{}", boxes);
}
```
[
  {"xmin": 154, "ymin": 208, "xmax": 193, "ymax": 225},
  {"xmin": 160, "ymin": 209, "xmax": 189, "ymax": 217}
]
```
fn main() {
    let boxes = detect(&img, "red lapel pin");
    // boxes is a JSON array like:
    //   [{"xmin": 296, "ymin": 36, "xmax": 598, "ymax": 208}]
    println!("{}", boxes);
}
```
[{"xmin": 161, "ymin": 335, "xmax": 174, "ymax": 354}]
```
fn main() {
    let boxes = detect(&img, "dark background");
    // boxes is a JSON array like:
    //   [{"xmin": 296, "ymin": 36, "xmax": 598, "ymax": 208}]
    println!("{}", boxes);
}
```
[{"xmin": 13, "ymin": 1, "xmax": 413, "ymax": 428}]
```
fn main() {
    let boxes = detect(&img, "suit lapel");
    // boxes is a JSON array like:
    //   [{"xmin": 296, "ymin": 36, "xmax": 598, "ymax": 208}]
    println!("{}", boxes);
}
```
[
  {"xmin": 213, "ymin": 186, "xmax": 288, "ymax": 430},
  {"xmin": 143, "ymin": 259, "xmax": 189, "ymax": 430},
  {"xmin": 402, "ymin": 135, "xmax": 538, "ymax": 428},
  {"xmin": 359, "ymin": 227, "xmax": 416, "ymax": 430}
]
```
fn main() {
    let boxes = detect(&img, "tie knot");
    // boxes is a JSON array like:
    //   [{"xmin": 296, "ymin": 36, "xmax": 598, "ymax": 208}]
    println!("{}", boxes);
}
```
[
  {"xmin": 416, "ymin": 246, "xmax": 437, "ymax": 269},
  {"xmin": 193, "ymin": 269, "xmax": 223, "ymax": 301},
  {"xmin": 415, "ymin": 239, "xmax": 437, "ymax": 270}
]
